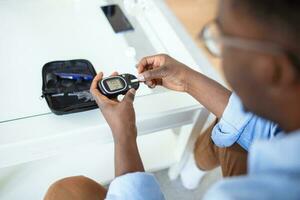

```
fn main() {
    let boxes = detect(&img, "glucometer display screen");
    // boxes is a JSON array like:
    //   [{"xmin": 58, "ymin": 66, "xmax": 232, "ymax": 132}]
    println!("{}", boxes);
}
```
[
  {"xmin": 101, "ymin": 5, "xmax": 134, "ymax": 33},
  {"xmin": 107, "ymin": 78, "xmax": 124, "ymax": 91}
]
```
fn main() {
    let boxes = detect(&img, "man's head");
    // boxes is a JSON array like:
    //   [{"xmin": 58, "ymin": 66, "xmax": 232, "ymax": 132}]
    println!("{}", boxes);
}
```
[{"xmin": 218, "ymin": 0, "xmax": 300, "ymax": 131}]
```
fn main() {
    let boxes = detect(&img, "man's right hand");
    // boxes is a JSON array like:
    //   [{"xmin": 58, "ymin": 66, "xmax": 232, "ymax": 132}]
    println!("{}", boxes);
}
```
[
  {"xmin": 137, "ymin": 54, "xmax": 193, "ymax": 92},
  {"xmin": 137, "ymin": 54, "xmax": 231, "ymax": 118}
]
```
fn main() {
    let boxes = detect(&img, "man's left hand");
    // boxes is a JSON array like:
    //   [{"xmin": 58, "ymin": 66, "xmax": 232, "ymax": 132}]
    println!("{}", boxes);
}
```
[{"xmin": 90, "ymin": 72, "xmax": 137, "ymax": 143}]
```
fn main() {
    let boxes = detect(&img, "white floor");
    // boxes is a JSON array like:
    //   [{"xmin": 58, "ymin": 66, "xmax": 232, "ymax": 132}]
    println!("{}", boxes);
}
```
[{"xmin": 154, "ymin": 168, "xmax": 221, "ymax": 200}]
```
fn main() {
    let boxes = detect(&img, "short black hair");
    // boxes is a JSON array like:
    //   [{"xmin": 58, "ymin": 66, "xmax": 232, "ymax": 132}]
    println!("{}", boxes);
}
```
[
  {"xmin": 231, "ymin": 0, "xmax": 299, "ymax": 41},
  {"xmin": 231, "ymin": 0, "xmax": 300, "ymax": 70}
]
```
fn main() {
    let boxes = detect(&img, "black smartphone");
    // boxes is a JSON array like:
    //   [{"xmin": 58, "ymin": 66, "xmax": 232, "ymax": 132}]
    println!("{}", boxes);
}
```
[{"xmin": 101, "ymin": 4, "xmax": 134, "ymax": 33}]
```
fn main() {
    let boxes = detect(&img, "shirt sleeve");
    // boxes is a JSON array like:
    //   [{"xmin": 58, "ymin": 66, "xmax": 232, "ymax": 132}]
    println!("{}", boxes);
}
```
[
  {"xmin": 211, "ymin": 93, "xmax": 280, "ymax": 151},
  {"xmin": 105, "ymin": 172, "xmax": 165, "ymax": 200}
]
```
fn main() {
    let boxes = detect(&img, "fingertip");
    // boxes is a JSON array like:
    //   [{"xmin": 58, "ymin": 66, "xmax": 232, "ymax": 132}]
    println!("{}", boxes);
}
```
[
  {"xmin": 129, "ymin": 88, "xmax": 136, "ymax": 95},
  {"xmin": 123, "ymin": 88, "xmax": 136, "ymax": 103},
  {"xmin": 110, "ymin": 71, "xmax": 118, "ymax": 76},
  {"xmin": 136, "ymin": 64, "xmax": 143, "ymax": 73},
  {"xmin": 95, "ymin": 72, "xmax": 103, "ymax": 79},
  {"xmin": 91, "ymin": 72, "xmax": 103, "ymax": 90},
  {"xmin": 148, "ymin": 84, "xmax": 156, "ymax": 89},
  {"xmin": 137, "ymin": 74, "xmax": 145, "ymax": 81},
  {"xmin": 137, "ymin": 57, "xmax": 147, "ymax": 72}
]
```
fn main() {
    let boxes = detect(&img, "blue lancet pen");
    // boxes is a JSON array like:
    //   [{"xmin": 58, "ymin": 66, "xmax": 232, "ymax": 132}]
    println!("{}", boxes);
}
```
[{"xmin": 54, "ymin": 73, "xmax": 94, "ymax": 81}]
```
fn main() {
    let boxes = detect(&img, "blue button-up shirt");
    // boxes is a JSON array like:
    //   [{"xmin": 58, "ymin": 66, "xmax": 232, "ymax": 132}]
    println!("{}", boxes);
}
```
[
  {"xmin": 211, "ymin": 93, "xmax": 282, "ymax": 151},
  {"xmin": 105, "ymin": 93, "xmax": 300, "ymax": 200}
]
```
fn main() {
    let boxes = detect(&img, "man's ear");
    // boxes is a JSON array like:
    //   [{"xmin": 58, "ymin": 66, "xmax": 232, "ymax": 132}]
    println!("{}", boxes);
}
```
[
  {"xmin": 276, "ymin": 53, "xmax": 300, "ymax": 87},
  {"xmin": 252, "ymin": 54, "xmax": 279, "ymax": 87},
  {"xmin": 264, "ymin": 53, "xmax": 299, "ymax": 96}
]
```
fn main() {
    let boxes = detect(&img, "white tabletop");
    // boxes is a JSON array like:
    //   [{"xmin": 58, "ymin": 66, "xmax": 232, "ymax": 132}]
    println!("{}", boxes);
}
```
[
  {"xmin": 0, "ymin": 0, "xmax": 151, "ymax": 122},
  {"xmin": 0, "ymin": 0, "xmax": 222, "ymax": 168}
]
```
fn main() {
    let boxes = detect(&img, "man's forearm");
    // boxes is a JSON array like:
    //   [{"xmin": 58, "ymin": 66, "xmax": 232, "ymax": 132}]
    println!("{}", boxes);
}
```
[
  {"xmin": 186, "ymin": 68, "xmax": 231, "ymax": 118},
  {"xmin": 114, "ymin": 133, "xmax": 144, "ymax": 177}
]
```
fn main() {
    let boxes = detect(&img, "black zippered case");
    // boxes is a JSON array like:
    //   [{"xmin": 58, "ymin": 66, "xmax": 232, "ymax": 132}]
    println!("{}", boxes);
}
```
[{"xmin": 41, "ymin": 59, "xmax": 98, "ymax": 115}]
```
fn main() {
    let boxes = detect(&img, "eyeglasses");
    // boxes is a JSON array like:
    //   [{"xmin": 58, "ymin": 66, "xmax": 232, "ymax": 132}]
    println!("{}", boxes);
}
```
[{"xmin": 200, "ymin": 20, "xmax": 285, "ymax": 58}]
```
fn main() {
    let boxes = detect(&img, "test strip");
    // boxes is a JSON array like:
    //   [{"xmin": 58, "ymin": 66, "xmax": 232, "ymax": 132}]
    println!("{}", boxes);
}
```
[{"xmin": 130, "ymin": 79, "xmax": 139, "ymax": 83}]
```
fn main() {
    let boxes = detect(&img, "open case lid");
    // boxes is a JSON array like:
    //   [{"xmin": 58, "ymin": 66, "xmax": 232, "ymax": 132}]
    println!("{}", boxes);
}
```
[{"xmin": 42, "ymin": 59, "xmax": 99, "ymax": 115}]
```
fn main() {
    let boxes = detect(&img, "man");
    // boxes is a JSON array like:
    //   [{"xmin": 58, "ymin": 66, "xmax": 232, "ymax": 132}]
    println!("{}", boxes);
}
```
[{"xmin": 44, "ymin": 0, "xmax": 300, "ymax": 199}]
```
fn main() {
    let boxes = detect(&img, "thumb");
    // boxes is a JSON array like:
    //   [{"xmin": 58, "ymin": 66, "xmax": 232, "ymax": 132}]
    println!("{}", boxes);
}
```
[
  {"xmin": 138, "ymin": 67, "xmax": 167, "ymax": 82},
  {"xmin": 123, "ymin": 89, "xmax": 136, "ymax": 103}
]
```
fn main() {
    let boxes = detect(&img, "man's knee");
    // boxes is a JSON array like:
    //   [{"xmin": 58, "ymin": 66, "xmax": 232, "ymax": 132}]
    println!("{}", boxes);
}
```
[
  {"xmin": 194, "ymin": 142, "xmax": 220, "ymax": 171},
  {"xmin": 44, "ymin": 176, "xmax": 86, "ymax": 200},
  {"xmin": 194, "ymin": 119, "xmax": 220, "ymax": 171},
  {"xmin": 44, "ymin": 176, "xmax": 107, "ymax": 200},
  {"xmin": 219, "ymin": 143, "xmax": 248, "ymax": 177}
]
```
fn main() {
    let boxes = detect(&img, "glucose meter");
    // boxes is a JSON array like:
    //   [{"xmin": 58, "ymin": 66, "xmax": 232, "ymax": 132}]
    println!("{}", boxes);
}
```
[{"xmin": 98, "ymin": 73, "xmax": 140, "ymax": 98}]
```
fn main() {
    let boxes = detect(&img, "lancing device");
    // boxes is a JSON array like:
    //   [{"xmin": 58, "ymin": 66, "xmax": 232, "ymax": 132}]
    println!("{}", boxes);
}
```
[
  {"xmin": 54, "ymin": 73, "xmax": 94, "ymax": 81},
  {"xmin": 98, "ymin": 73, "xmax": 140, "ymax": 99}
]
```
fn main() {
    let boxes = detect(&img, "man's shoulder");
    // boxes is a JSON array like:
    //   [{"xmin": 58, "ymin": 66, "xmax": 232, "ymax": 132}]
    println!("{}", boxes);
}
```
[{"xmin": 205, "ymin": 131, "xmax": 300, "ymax": 200}]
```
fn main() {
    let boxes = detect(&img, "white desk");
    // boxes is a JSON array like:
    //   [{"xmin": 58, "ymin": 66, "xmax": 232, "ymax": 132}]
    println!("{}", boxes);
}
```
[{"xmin": 0, "ymin": 0, "xmax": 222, "ymax": 187}]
